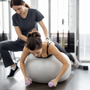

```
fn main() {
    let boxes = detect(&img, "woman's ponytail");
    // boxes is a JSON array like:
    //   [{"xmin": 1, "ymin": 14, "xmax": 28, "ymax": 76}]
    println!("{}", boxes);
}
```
[{"xmin": 24, "ymin": 3, "xmax": 31, "ymax": 8}]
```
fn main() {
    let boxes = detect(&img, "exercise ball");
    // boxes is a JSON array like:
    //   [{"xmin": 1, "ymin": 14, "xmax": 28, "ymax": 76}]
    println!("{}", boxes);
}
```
[{"xmin": 25, "ymin": 53, "xmax": 71, "ymax": 83}]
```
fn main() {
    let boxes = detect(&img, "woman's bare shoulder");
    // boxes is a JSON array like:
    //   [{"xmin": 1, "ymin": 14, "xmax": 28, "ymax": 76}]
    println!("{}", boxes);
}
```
[{"xmin": 23, "ymin": 45, "xmax": 30, "ymax": 52}]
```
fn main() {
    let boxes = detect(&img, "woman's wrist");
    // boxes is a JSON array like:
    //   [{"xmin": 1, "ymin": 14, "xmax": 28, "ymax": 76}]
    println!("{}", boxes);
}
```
[
  {"xmin": 46, "ymin": 37, "xmax": 50, "ymax": 40},
  {"xmin": 25, "ymin": 76, "xmax": 28, "ymax": 81}
]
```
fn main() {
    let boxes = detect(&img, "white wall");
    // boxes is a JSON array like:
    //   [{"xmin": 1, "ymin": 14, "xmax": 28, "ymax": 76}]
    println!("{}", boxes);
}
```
[
  {"xmin": 38, "ymin": 0, "xmax": 68, "ymax": 41},
  {"xmin": 38, "ymin": 0, "xmax": 48, "ymax": 41},
  {"xmin": 0, "ymin": 1, "xmax": 9, "ymax": 34}
]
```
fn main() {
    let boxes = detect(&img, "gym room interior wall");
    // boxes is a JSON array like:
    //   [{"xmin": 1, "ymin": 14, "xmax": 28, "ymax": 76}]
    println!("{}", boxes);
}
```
[
  {"xmin": 38, "ymin": 0, "xmax": 68, "ymax": 41},
  {"xmin": 0, "ymin": 1, "xmax": 9, "ymax": 35}
]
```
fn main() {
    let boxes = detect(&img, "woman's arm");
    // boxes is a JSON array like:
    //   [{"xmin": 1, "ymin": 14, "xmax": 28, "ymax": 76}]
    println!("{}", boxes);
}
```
[
  {"xmin": 20, "ymin": 46, "xmax": 30, "ymax": 81},
  {"xmin": 39, "ymin": 20, "xmax": 49, "ymax": 39},
  {"xmin": 48, "ymin": 43, "xmax": 70, "ymax": 86},
  {"xmin": 14, "ymin": 26, "xmax": 27, "ymax": 42}
]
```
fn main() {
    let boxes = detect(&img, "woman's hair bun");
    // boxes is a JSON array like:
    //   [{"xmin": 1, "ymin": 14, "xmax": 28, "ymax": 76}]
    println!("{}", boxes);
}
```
[
  {"xmin": 27, "ymin": 32, "xmax": 32, "ymax": 38},
  {"xmin": 27, "ymin": 28, "xmax": 41, "ymax": 38}
]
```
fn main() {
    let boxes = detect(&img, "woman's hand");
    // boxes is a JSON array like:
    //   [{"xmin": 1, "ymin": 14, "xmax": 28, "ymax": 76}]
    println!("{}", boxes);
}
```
[
  {"xmin": 25, "ymin": 77, "xmax": 32, "ymax": 84},
  {"xmin": 50, "ymin": 78, "xmax": 58, "ymax": 87}
]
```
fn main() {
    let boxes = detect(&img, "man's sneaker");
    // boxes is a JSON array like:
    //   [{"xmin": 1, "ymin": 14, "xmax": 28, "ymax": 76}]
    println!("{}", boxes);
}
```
[{"xmin": 7, "ymin": 65, "xmax": 20, "ymax": 78}]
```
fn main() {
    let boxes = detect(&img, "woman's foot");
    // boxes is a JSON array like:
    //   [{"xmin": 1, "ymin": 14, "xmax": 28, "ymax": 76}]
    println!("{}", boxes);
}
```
[{"xmin": 74, "ymin": 59, "xmax": 80, "ymax": 68}]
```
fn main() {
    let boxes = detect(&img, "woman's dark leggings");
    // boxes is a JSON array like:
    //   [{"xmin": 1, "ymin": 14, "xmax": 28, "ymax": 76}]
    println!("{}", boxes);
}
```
[
  {"xmin": 0, "ymin": 39, "xmax": 25, "ymax": 67},
  {"xmin": 55, "ymin": 42, "xmax": 75, "ymax": 62}
]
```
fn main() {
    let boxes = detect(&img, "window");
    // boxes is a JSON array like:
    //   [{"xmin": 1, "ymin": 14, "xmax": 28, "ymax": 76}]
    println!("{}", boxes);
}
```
[
  {"xmin": 0, "ymin": 1, "xmax": 9, "ymax": 34},
  {"xmin": 79, "ymin": 0, "xmax": 90, "ymax": 61},
  {"xmin": 38, "ymin": 0, "xmax": 68, "ymax": 41}
]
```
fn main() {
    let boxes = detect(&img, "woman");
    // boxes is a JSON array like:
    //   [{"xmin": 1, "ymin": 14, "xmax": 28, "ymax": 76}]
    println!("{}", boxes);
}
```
[
  {"xmin": 20, "ymin": 29, "xmax": 79, "ymax": 87},
  {"xmin": 0, "ymin": 0, "xmax": 49, "ymax": 78}
]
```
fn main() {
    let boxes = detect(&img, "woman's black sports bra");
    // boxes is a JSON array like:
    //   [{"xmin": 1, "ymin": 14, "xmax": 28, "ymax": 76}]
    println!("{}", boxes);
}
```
[
  {"xmin": 36, "ymin": 41, "xmax": 53, "ymax": 58},
  {"xmin": 46, "ymin": 41, "xmax": 53, "ymax": 57}
]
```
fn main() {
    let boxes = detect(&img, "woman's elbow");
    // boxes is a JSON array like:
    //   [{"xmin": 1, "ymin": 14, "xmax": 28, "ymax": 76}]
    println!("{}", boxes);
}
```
[
  {"xmin": 64, "ymin": 62, "xmax": 70, "ymax": 69},
  {"xmin": 20, "ymin": 60, "xmax": 24, "ymax": 66}
]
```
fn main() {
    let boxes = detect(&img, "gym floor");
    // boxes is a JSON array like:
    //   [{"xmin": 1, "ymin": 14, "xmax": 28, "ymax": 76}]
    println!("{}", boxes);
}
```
[{"xmin": 0, "ymin": 60, "xmax": 90, "ymax": 90}]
